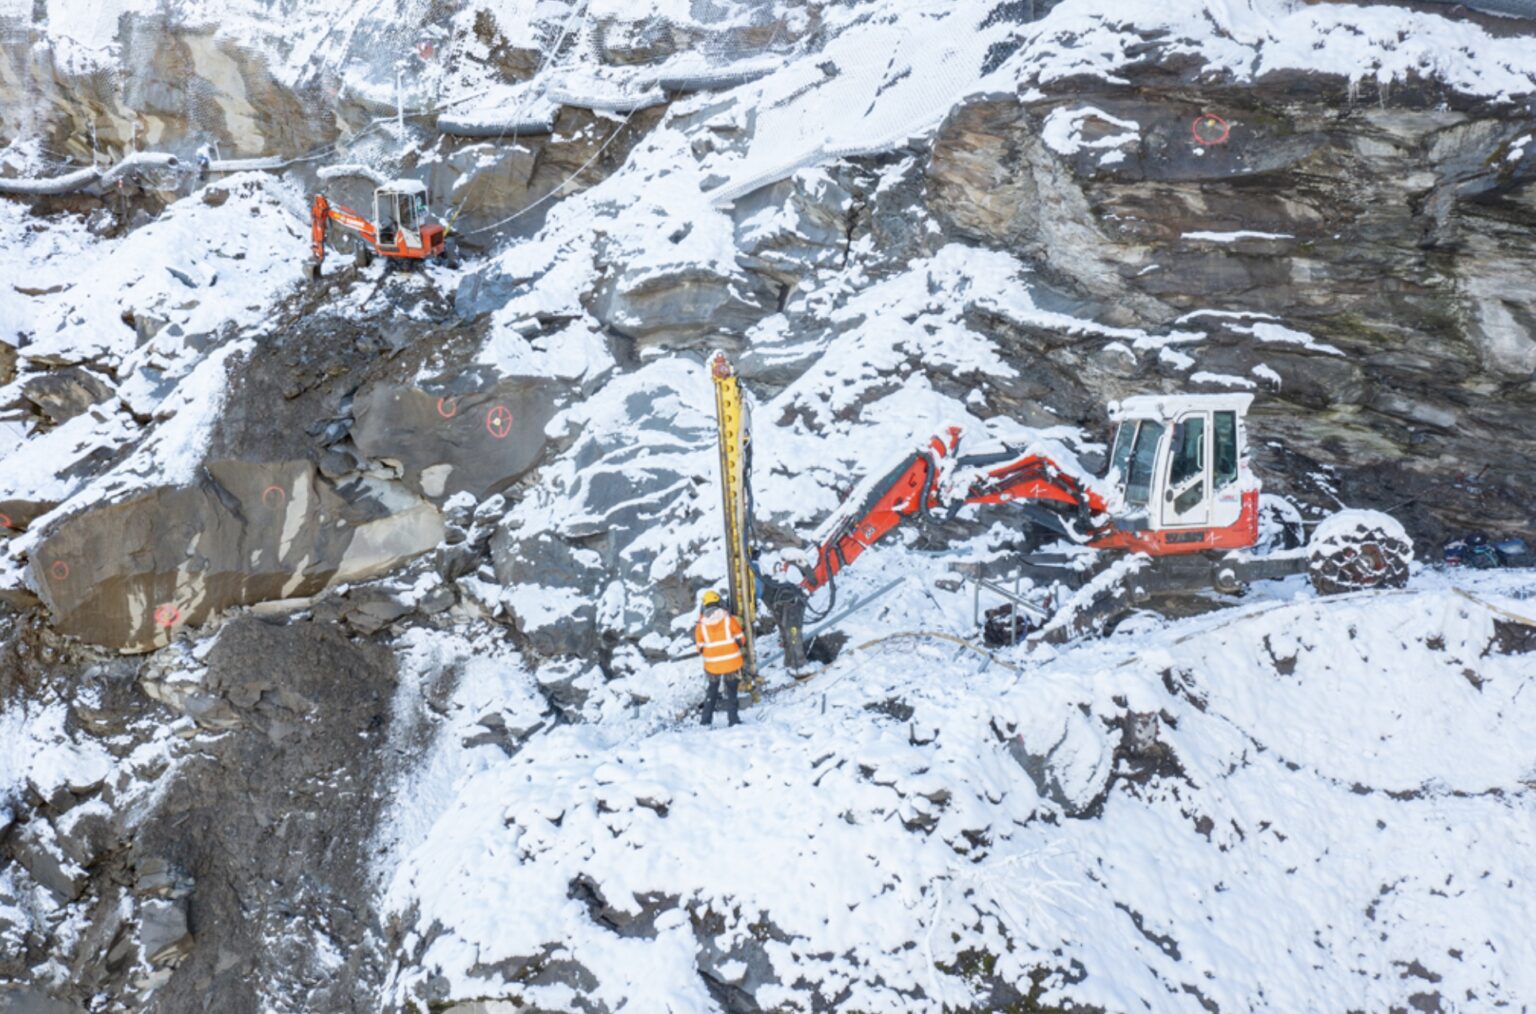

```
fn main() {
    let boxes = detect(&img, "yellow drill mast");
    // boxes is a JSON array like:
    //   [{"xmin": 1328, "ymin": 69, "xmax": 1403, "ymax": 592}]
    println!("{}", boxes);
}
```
[{"xmin": 708, "ymin": 350, "xmax": 760, "ymax": 702}]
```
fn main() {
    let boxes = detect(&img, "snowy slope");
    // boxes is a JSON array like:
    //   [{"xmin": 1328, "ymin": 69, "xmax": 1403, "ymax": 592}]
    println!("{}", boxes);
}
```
[
  {"xmin": 378, "ymin": 570, "xmax": 1536, "ymax": 1011},
  {"xmin": 0, "ymin": 175, "xmax": 307, "ymax": 553}
]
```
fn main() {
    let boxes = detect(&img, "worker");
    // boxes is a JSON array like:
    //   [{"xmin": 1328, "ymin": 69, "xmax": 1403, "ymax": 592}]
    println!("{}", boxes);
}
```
[{"xmin": 694, "ymin": 590, "xmax": 745, "ymax": 727}]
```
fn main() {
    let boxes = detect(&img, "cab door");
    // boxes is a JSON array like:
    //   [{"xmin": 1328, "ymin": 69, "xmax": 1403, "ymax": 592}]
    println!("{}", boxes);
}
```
[
  {"xmin": 1160, "ymin": 411, "xmax": 1210, "ymax": 528},
  {"xmin": 397, "ymin": 193, "xmax": 422, "ymax": 252}
]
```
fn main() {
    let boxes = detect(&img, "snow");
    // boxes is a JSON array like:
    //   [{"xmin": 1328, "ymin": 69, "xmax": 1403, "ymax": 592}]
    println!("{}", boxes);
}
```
[
  {"xmin": 1191, "ymin": 369, "xmax": 1255, "ymax": 389},
  {"xmin": 1225, "ymin": 319, "xmax": 1345, "ymax": 355},
  {"xmin": 1311, "ymin": 506, "xmax": 1411, "ymax": 551},
  {"xmin": 380, "ymin": 571, "xmax": 1536, "ymax": 1012},
  {"xmin": 8, "ymin": 174, "xmax": 306, "ymax": 368},
  {"xmin": 7, "ymin": 337, "xmax": 247, "ymax": 564},
  {"xmin": 708, "ymin": 1, "xmax": 1014, "ymax": 204},
  {"xmin": 1175, "ymin": 308, "xmax": 1279, "ymax": 325},
  {"xmin": 1040, "ymin": 105, "xmax": 1141, "ymax": 156},
  {"xmin": 1252, "ymin": 362, "xmax": 1282, "ymax": 387},
  {"xmin": 373, "ymin": 626, "xmax": 546, "ymax": 887},
  {"xmin": 0, "ymin": 175, "xmax": 302, "ymax": 593},
  {"xmin": 0, "ymin": 703, "xmax": 113, "ymax": 800},
  {"xmin": 437, "ymin": 82, "xmax": 560, "ymax": 137},
  {"xmin": 0, "ymin": 402, "xmax": 139, "ymax": 505},
  {"xmin": 1006, "ymin": 0, "xmax": 1536, "ymax": 102},
  {"xmin": 1159, "ymin": 346, "xmax": 1196, "ymax": 371},
  {"xmin": 475, "ymin": 316, "xmax": 615, "ymax": 383},
  {"xmin": 1182, "ymin": 229, "xmax": 1294, "ymax": 242}
]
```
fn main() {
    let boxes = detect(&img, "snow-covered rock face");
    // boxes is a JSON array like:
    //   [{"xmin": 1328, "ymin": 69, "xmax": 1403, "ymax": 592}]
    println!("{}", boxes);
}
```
[
  {"xmin": 927, "ymin": 84, "xmax": 1536, "ymax": 537},
  {"xmin": 1, "ymin": 0, "xmax": 1535, "ymax": 1011}
]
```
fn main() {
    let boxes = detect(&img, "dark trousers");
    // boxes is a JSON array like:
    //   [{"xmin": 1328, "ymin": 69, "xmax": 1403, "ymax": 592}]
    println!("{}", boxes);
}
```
[{"xmin": 702, "ymin": 673, "xmax": 740, "ymax": 726}]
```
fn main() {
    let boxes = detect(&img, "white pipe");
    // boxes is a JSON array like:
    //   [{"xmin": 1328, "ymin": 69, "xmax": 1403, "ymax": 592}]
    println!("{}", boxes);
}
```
[
  {"xmin": 0, "ymin": 166, "xmax": 102, "ymax": 195},
  {"xmin": 97, "ymin": 152, "xmax": 180, "ymax": 188},
  {"xmin": 0, "ymin": 152, "xmax": 180, "ymax": 196},
  {"xmin": 204, "ymin": 156, "xmax": 288, "ymax": 173}
]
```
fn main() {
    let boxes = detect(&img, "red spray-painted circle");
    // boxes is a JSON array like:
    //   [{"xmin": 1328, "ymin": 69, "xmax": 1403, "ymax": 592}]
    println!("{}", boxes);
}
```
[
  {"xmin": 1192, "ymin": 113, "xmax": 1230, "ymax": 146},
  {"xmin": 49, "ymin": 560, "xmax": 69, "ymax": 581},
  {"xmin": 436, "ymin": 396, "xmax": 459, "ymax": 419},
  {"xmin": 0, "ymin": 513, "xmax": 12, "ymax": 530},
  {"xmin": 261, "ymin": 485, "xmax": 287, "ymax": 508},
  {"xmin": 153, "ymin": 604, "xmax": 182, "ymax": 628},
  {"xmin": 485, "ymin": 404, "xmax": 514, "ymax": 440}
]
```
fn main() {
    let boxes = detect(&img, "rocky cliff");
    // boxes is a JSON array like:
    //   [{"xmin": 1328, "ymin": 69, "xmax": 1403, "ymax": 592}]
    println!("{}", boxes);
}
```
[{"xmin": 1, "ymin": 1, "xmax": 1534, "ymax": 1012}]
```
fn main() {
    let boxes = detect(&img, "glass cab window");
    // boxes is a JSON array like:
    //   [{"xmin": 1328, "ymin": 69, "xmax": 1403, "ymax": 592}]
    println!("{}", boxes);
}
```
[
  {"xmin": 1109, "ymin": 422, "xmax": 1136, "ymax": 482},
  {"xmin": 1167, "ymin": 414, "xmax": 1207, "ymax": 515},
  {"xmin": 1169, "ymin": 416, "xmax": 1205, "ymax": 486},
  {"xmin": 401, "ymin": 194, "xmax": 423, "ymax": 231},
  {"xmin": 379, "ymin": 192, "xmax": 421, "ymax": 233},
  {"xmin": 1214, "ymin": 410, "xmax": 1238, "ymax": 488},
  {"xmin": 1124, "ymin": 420, "xmax": 1165, "ymax": 507}
]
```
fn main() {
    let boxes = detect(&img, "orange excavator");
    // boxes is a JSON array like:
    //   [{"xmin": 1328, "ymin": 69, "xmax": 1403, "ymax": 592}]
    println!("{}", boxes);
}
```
[{"xmin": 307, "ymin": 179, "xmax": 453, "ymax": 278}]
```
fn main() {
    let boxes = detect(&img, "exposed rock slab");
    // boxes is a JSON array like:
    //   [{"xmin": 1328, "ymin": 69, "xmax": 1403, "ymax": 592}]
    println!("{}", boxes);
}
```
[
  {"xmin": 29, "ymin": 461, "xmax": 443, "ymax": 652},
  {"xmin": 592, "ymin": 263, "xmax": 775, "ymax": 344},
  {"xmin": 350, "ymin": 375, "xmax": 558, "ymax": 502},
  {"xmin": 20, "ymin": 367, "xmax": 115, "ymax": 425}
]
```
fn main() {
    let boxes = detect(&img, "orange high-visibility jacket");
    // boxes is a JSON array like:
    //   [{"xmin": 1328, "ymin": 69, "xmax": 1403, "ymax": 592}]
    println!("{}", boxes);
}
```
[{"xmin": 694, "ymin": 607, "xmax": 745, "ymax": 675}]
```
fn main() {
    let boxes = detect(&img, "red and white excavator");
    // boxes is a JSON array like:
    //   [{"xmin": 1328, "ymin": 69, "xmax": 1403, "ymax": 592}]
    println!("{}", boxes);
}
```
[
  {"xmin": 798, "ymin": 392, "xmax": 1268, "ymax": 588},
  {"xmin": 307, "ymin": 179, "xmax": 453, "ymax": 278},
  {"xmin": 714, "ymin": 353, "xmax": 1413, "ymax": 662}
]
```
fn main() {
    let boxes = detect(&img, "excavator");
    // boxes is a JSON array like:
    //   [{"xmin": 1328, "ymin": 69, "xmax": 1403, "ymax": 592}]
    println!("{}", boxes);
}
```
[
  {"xmin": 307, "ymin": 179, "xmax": 454, "ymax": 278},
  {"xmin": 707, "ymin": 352, "xmax": 1413, "ymax": 667}
]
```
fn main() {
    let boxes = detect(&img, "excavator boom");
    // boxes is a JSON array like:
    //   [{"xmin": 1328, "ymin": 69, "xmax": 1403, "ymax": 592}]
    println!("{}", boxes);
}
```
[
  {"xmin": 803, "ymin": 432, "xmax": 956, "ymax": 590},
  {"xmin": 310, "ymin": 194, "xmax": 377, "ymax": 266},
  {"xmin": 800, "ymin": 430, "xmax": 1110, "ymax": 595}
]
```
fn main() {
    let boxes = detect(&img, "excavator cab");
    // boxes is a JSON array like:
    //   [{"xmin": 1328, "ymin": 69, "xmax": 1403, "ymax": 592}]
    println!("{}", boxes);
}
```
[
  {"xmin": 1096, "ymin": 393, "xmax": 1259, "ymax": 554},
  {"xmin": 372, "ymin": 180, "xmax": 434, "ymax": 254}
]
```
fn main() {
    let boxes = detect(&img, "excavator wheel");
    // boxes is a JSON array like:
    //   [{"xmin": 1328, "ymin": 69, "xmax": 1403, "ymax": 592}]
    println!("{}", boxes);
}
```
[
  {"xmin": 355, "ymin": 245, "xmax": 374, "ymax": 269},
  {"xmin": 1307, "ymin": 510, "xmax": 1413, "ymax": 596}
]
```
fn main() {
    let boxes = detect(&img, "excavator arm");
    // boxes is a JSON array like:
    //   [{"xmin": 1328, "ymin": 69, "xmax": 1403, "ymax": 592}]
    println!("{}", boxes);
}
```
[
  {"xmin": 801, "ymin": 430, "xmax": 958, "ymax": 591},
  {"xmin": 310, "ymin": 194, "xmax": 377, "ymax": 266},
  {"xmin": 798, "ymin": 429, "xmax": 1110, "ymax": 596}
]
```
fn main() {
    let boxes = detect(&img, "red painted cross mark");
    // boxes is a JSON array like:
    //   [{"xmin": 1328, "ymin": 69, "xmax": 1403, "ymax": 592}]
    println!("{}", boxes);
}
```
[
  {"xmin": 436, "ymin": 396, "xmax": 459, "ymax": 419},
  {"xmin": 1191, "ymin": 113, "xmax": 1230, "ymax": 146},
  {"xmin": 153, "ymin": 604, "xmax": 181, "ymax": 629},
  {"xmin": 485, "ymin": 404, "xmax": 514, "ymax": 440},
  {"xmin": 49, "ymin": 560, "xmax": 69, "ymax": 582},
  {"xmin": 262, "ymin": 485, "xmax": 287, "ymax": 509}
]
